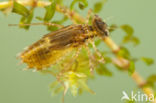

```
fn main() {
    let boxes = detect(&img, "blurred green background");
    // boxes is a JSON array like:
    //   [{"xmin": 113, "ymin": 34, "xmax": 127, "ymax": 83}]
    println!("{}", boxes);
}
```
[{"xmin": 0, "ymin": 0, "xmax": 156, "ymax": 103}]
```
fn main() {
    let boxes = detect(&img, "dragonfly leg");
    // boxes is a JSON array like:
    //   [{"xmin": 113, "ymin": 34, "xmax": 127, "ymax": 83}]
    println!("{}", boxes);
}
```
[
  {"xmin": 61, "ymin": 48, "xmax": 82, "ymax": 73},
  {"xmin": 89, "ymin": 40, "xmax": 105, "ymax": 64},
  {"xmin": 85, "ymin": 43, "xmax": 95, "ymax": 74},
  {"xmin": 85, "ymin": 9, "xmax": 94, "ymax": 24}
]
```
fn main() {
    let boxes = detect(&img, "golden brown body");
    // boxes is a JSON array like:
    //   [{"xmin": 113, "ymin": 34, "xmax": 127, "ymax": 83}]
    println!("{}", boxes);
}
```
[
  {"xmin": 19, "ymin": 24, "xmax": 95, "ymax": 70},
  {"xmin": 19, "ymin": 15, "xmax": 109, "ymax": 70}
]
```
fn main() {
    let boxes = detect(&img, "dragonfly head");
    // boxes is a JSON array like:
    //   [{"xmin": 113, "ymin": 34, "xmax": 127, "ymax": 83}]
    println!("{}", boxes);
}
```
[{"xmin": 92, "ymin": 15, "xmax": 109, "ymax": 37}]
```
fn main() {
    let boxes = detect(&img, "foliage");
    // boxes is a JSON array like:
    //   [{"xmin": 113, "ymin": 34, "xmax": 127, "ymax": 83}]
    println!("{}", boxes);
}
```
[
  {"xmin": 93, "ymin": 0, "xmax": 107, "ymax": 13},
  {"xmin": 70, "ymin": 0, "xmax": 88, "ymax": 10},
  {"xmin": 141, "ymin": 57, "xmax": 154, "ymax": 66},
  {"xmin": 44, "ymin": 0, "xmax": 56, "ymax": 22},
  {"xmin": 120, "ymin": 24, "xmax": 140, "ymax": 46},
  {"xmin": 12, "ymin": 1, "xmax": 34, "ymax": 29}
]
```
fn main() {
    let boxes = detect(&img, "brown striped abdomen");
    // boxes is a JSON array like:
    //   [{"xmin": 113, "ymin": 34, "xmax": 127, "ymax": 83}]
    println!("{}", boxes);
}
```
[{"xmin": 19, "ymin": 25, "xmax": 94, "ymax": 70}]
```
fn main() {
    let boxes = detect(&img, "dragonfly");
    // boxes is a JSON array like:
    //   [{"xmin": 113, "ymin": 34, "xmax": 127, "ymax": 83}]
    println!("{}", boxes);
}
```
[{"xmin": 17, "ymin": 15, "xmax": 109, "ymax": 71}]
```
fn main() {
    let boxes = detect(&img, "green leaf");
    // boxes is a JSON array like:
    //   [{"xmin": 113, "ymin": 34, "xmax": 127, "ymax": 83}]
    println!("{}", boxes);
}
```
[
  {"xmin": 12, "ymin": 1, "xmax": 34, "ymax": 30},
  {"xmin": 44, "ymin": 0, "xmax": 56, "ymax": 22},
  {"xmin": 19, "ymin": 10, "xmax": 34, "ymax": 29},
  {"xmin": 12, "ymin": 1, "xmax": 29, "ymax": 17},
  {"xmin": 147, "ymin": 75, "xmax": 156, "ymax": 87},
  {"xmin": 131, "ymin": 36, "xmax": 140, "ymax": 46},
  {"xmin": 78, "ymin": 2, "xmax": 85, "ymax": 10},
  {"xmin": 122, "ymin": 35, "xmax": 130, "ymax": 43},
  {"xmin": 93, "ymin": 0, "xmax": 107, "ymax": 13},
  {"xmin": 96, "ymin": 64, "xmax": 113, "ymax": 76},
  {"xmin": 93, "ymin": 2, "xmax": 102, "ymax": 13},
  {"xmin": 117, "ymin": 47, "xmax": 130, "ymax": 59},
  {"xmin": 120, "ymin": 24, "xmax": 134, "ymax": 36},
  {"xmin": 128, "ymin": 61, "xmax": 135, "ymax": 75},
  {"xmin": 109, "ymin": 24, "xmax": 118, "ymax": 32},
  {"xmin": 122, "ymin": 35, "xmax": 140, "ymax": 46},
  {"xmin": 70, "ymin": 0, "xmax": 88, "ymax": 10},
  {"xmin": 141, "ymin": 57, "xmax": 154, "ymax": 66},
  {"xmin": 121, "ymin": 24, "xmax": 140, "ymax": 46}
]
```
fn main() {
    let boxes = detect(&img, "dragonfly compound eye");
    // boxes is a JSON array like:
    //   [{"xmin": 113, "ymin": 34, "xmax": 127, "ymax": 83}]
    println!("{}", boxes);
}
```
[{"xmin": 92, "ymin": 15, "xmax": 109, "ymax": 37}]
